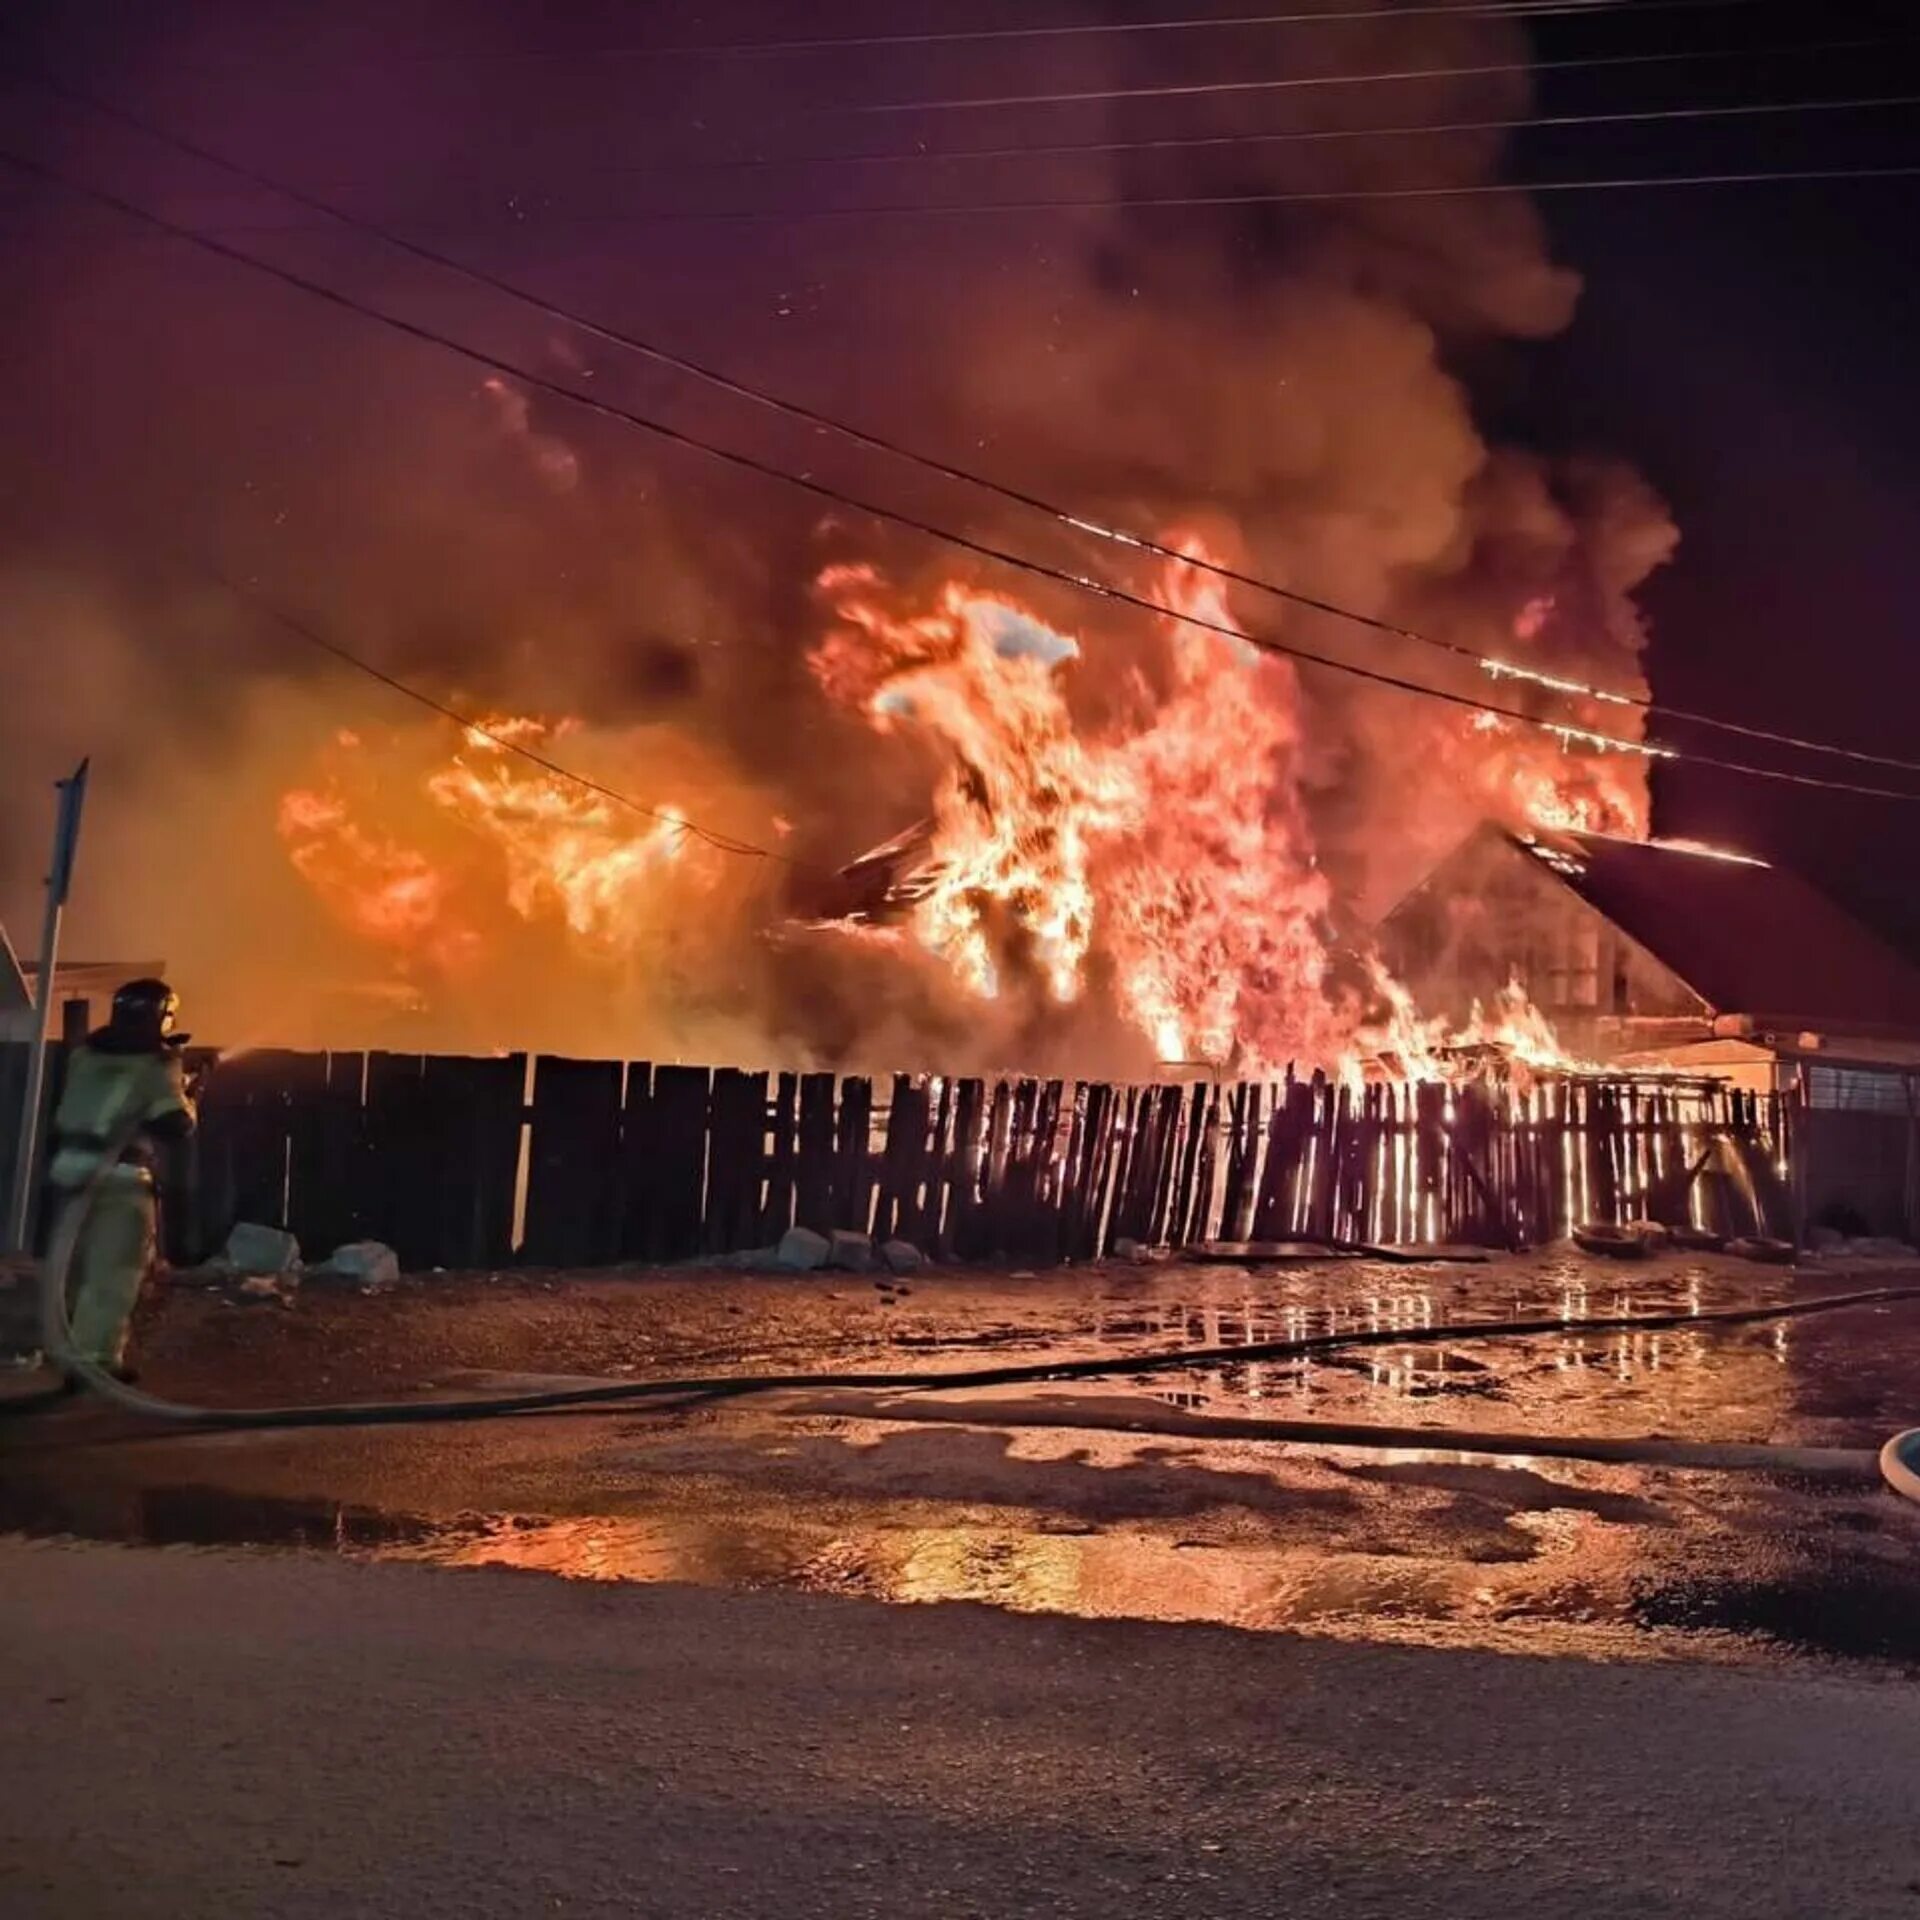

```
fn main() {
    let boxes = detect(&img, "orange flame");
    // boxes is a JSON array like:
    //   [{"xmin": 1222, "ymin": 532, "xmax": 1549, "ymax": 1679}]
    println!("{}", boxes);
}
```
[
  {"xmin": 277, "ymin": 537, "xmax": 1642, "ymax": 1080},
  {"xmin": 813, "ymin": 536, "xmax": 1619, "ymax": 1082},
  {"xmin": 277, "ymin": 715, "xmax": 716, "ymax": 981},
  {"xmin": 425, "ymin": 720, "xmax": 692, "ymax": 945},
  {"xmin": 277, "ymin": 786, "xmax": 479, "ymax": 969},
  {"xmin": 813, "ymin": 567, "xmax": 1133, "ymax": 1003}
]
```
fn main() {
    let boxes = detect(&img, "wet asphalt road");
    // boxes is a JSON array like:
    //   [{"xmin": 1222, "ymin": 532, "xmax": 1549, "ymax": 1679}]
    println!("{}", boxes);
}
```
[
  {"xmin": 7, "ymin": 1251, "xmax": 1920, "ymax": 1666},
  {"xmin": 9, "ymin": 1253, "xmax": 1920, "ymax": 1917},
  {"xmin": 7, "ymin": 1534, "xmax": 1920, "ymax": 1919}
]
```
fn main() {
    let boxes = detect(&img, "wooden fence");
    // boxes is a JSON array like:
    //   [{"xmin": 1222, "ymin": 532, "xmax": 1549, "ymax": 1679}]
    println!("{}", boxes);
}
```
[{"xmin": 1, "ymin": 1043, "xmax": 1794, "ymax": 1269}]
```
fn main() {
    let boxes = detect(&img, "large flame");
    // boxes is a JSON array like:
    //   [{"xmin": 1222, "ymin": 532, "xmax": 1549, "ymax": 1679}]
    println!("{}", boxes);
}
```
[
  {"xmin": 278, "ymin": 761, "xmax": 480, "ymax": 973},
  {"xmin": 275, "ymin": 536, "xmax": 1628, "ymax": 1080},
  {"xmin": 810, "ymin": 537, "xmax": 1607, "ymax": 1080},
  {"xmin": 1099, "ymin": 542, "xmax": 1345, "ymax": 1068},
  {"xmin": 812, "ymin": 564, "xmax": 1134, "ymax": 1004},
  {"xmin": 277, "ymin": 716, "xmax": 728, "ymax": 994},
  {"xmin": 425, "ymin": 721, "xmax": 692, "ymax": 945}
]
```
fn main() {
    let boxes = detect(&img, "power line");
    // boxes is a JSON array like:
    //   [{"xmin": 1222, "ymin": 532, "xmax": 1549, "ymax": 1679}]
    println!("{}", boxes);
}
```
[
  {"xmin": 17, "ymin": 159, "xmax": 1920, "ymax": 243},
  {"xmin": 224, "ymin": 92, "xmax": 1920, "ymax": 197},
  {"xmin": 88, "ymin": 160, "xmax": 1919, "ymax": 230},
  {"xmin": 342, "ymin": 0, "xmax": 1757, "ymax": 62},
  {"xmin": 850, "ymin": 32, "xmax": 1907, "ymax": 113},
  {"xmin": 22, "ymin": 72, "xmax": 1920, "ymax": 780},
  {"xmin": 7, "ymin": 143, "xmax": 1920, "ymax": 808},
  {"xmin": 212, "ymin": 567, "xmax": 802, "ymax": 867},
  {"xmin": 513, "ymin": 89, "xmax": 1920, "ymax": 177}
]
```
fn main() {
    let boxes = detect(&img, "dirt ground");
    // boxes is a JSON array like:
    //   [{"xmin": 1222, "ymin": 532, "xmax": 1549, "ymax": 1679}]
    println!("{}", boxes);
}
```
[{"xmin": 11, "ymin": 1242, "xmax": 1920, "ymax": 1443}]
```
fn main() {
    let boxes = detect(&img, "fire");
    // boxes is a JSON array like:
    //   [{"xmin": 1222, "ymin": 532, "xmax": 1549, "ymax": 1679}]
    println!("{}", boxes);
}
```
[
  {"xmin": 1459, "ymin": 712, "xmax": 1648, "ymax": 838},
  {"xmin": 276, "ymin": 535, "xmax": 1639, "ymax": 1081},
  {"xmin": 1462, "ymin": 598, "xmax": 1653, "ymax": 838},
  {"xmin": 277, "ymin": 715, "xmax": 718, "ymax": 981},
  {"xmin": 1100, "ymin": 539, "xmax": 1344, "ymax": 1068},
  {"xmin": 426, "ymin": 720, "xmax": 692, "ymax": 945},
  {"xmin": 812, "ymin": 565, "xmax": 1133, "ymax": 1003},
  {"xmin": 1348, "ymin": 964, "xmax": 1592, "ymax": 1090},
  {"xmin": 812, "ymin": 535, "xmax": 1616, "ymax": 1083},
  {"xmin": 1458, "ymin": 971, "xmax": 1598, "ymax": 1078},
  {"xmin": 812, "ymin": 541, "xmax": 1347, "ymax": 1065},
  {"xmin": 277, "ymin": 786, "xmax": 479, "ymax": 970}
]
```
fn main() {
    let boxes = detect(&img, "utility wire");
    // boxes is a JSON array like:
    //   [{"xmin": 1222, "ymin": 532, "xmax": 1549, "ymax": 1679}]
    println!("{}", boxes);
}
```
[
  {"xmin": 213, "ymin": 568, "xmax": 796, "ymax": 865},
  {"xmin": 453, "ymin": 89, "xmax": 1920, "ymax": 178},
  {"xmin": 7, "ymin": 143, "xmax": 1920, "ymax": 809},
  {"xmin": 344, "ymin": 0, "xmax": 1758, "ymax": 62},
  {"xmin": 850, "ymin": 32, "xmax": 1907, "ymax": 112},
  {"xmin": 88, "ymin": 159, "xmax": 1920, "ymax": 231},
  {"xmin": 28, "ymin": 69, "xmax": 1920, "ymax": 781}
]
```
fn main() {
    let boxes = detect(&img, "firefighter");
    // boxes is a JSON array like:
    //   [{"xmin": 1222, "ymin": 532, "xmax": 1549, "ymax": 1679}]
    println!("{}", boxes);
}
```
[{"xmin": 46, "ymin": 977, "xmax": 199, "ymax": 1381}]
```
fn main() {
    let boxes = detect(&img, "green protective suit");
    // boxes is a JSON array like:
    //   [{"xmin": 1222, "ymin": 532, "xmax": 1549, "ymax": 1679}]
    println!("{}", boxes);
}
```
[{"xmin": 48, "ymin": 1043, "xmax": 196, "ymax": 1370}]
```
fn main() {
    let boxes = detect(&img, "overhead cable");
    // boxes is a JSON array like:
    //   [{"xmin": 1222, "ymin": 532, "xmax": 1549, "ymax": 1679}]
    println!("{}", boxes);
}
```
[
  {"xmin": 849, "ymin": 32, "xmax": 1906, "ymax": 113},
  {"xmin": 7, "ymin": 143, "xmax": 1920, "ymax": 807},
  {"xmin": 361, "ymin": 0, "xmax": 1762, "ymax": 62},
  {"xmin": 554, "ymin": 89, "xmax": 1920, "ymax": 176},
  {"xmin": 27, "ymin": 70, "xmax": 1920, "ymax": 780}
]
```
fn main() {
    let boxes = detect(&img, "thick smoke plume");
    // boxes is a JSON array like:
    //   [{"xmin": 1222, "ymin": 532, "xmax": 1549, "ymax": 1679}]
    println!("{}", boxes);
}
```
[{"xmin": 0, "ymin": 1, "xmax": 1676, "ymax": 1069}]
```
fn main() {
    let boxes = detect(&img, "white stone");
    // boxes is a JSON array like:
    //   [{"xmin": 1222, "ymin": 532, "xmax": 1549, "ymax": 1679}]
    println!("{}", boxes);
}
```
[
  {"xmin": 774, "ymin": 1227, "xmax": 831, "ymax": 1272},
  {"xmin": 827, "ymin": 1230, "xmax": 875, "ymax": 1273},
  {"xmin": 322, "ymin": 1241, "xmax": 401, "ymax": 1289},
  {"xmin": 224, "ymin": 1222, "xmax": 301, "ymax": 1275}
]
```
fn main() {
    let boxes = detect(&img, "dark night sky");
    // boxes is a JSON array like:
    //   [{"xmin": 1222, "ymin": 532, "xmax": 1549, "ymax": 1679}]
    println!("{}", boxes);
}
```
[
  {"xmin": 1504, "ymin": 0, "xmax": 1920, "ymax": 947},
  {"xmin": 4, "ymin": 0, "xmax": 1920, "ymax": 1018}
]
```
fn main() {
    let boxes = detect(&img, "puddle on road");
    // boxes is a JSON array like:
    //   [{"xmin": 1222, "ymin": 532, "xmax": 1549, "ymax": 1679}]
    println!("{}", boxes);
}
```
[
  {"xmin": 0, "ymin": 1472, "xmax": 1616, "ymax": 1649},
  {"xmin": 1065, "ymin": 1265, "xmax": 1898, "ymax": 1451},
  {"xmin": 6, "ymin": 1449, "xmax": 1919, "ymax": 1670},
  {"xmin": 7, "ymin": 1252, "xmax": 1920, "ymax": 1666}
]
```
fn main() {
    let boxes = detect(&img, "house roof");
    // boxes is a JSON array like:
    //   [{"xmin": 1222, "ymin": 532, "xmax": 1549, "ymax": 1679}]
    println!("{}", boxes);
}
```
[
  {"xmin": 0, "ymin": 925, "xmax": 25, "ymax": 1012},
  {"xmin": 1519, "ymin": 827, "xmax": 1920, "ymax": 1035},
  {"xmin": 0, "ymin": 937, "xmax": 165, "ymax": 1019}
]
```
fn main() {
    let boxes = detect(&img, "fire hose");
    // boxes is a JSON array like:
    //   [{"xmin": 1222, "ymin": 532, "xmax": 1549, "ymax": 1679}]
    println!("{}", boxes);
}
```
[{"xmin": 31, "ymin": 1119, "xmax": 1920, "ymax": 1487}]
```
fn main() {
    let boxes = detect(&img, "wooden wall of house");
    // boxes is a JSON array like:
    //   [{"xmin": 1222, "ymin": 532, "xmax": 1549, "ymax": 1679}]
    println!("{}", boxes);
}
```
[{"xmin": 1377, "ymin": 826, "xmax": 1706, "ymax": 1053}]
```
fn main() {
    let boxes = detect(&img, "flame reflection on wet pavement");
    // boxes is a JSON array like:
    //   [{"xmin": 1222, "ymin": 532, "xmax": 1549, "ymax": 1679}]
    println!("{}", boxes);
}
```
[{"xmin": 6, "ymin": 1252, "xmax": 1920, "ymax": 1668}]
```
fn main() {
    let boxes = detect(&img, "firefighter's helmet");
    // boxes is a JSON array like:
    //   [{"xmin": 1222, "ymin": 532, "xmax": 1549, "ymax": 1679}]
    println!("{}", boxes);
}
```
[{"xmin": 109, "ymin": 977, "xmax": 183, "ymax": 1047}]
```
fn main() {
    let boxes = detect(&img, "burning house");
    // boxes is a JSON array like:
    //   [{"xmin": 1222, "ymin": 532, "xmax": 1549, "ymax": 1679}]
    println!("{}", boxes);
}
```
[
  {"xmin": 1380, "ymin": 823, "xmax": 1920, "ymax": 1238},
  {"xmin": 6, "ymin": 0, "xmax": 1884, "ymax": 1264}
]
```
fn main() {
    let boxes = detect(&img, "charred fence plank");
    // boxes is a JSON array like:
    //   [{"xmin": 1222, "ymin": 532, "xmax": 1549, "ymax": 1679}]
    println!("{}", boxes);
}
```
[
  {"xmin": 521, "ymin": 1056, "xmax": 624, "ymax": 1269},
  {"xmin": 759, "ymin": 1071, "xmax": 799, "ymax": 1244},
  {"xmin": 949, "ymin": 1077, "xmax": 989, "ymax": 1258},
  {"xmin": 794, "ymin": 1073, "xmax": 838, "ymax": 1237},
  {"xmin": 639, "ymin": 1066, "xmax": 711, "ymax": 1262},
  {"xmin": 191, "ymin": 1049, "xmax": 319, "ymax": 1256},
  {"xmin": 837, "ymin": 1076, "xmax": 876, "ymax": 1239},
  {"xmin": 704, "ymin": 1068, "xmax": 769, "ymax": 1256}
]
